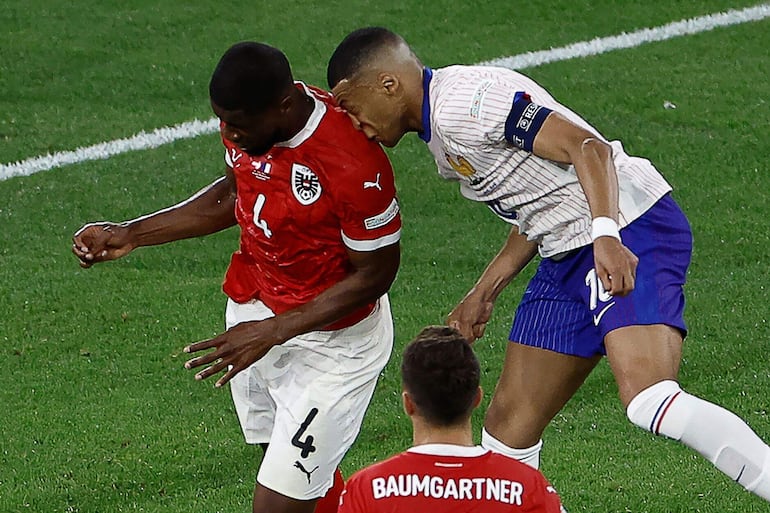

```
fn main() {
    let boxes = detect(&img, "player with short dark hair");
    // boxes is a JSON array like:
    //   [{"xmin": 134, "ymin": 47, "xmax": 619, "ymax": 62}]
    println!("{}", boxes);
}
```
[
  {"xmin": 73, "ymin": 41, "xmax": 403, "ymax": 513},
  {"xmin": 338, "ymin": 325, "xmax": 564, "ymax": 512},
  {"xmin": 210, "ymin": 42, "xmax": 294, "ymax": 114},
  {"xmin": 400, "ymin": 326, "xmax": 481, "ymax": 427},
  {"xmin": 327, "ymin": 27, "xmax": 770, "ymax": 502}
]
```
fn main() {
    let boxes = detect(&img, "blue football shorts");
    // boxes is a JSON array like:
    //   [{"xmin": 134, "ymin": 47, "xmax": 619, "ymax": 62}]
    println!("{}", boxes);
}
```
[{"xmin": 509, "ymin": 194, "xmax": 693, "ymax": 358}]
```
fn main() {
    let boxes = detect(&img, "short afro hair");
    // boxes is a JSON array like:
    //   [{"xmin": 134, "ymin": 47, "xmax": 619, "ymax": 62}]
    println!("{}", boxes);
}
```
[
  {"xmin": 327, "ymin": 27, "xmax": 402, "ymax": 89},
  {"xmin": 209, "ymin": 41, "xmax": 294, "ymax": 114},
  {"xmin": 401, "ymin": 326, "xmax": 481, "ymax": 426}
]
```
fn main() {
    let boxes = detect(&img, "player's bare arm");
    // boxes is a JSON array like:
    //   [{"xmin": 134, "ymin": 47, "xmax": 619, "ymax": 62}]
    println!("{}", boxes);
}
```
[
  {"xmin": 184, "ymin": 242, "xmax": 400, "ymax": 387},
  {"xmin": 448, "ymin": 228, "xmax": 538, "ymax": 343},
  {"xmin": 72, "ymin": 169, "xmax": 237, "ymax": 268},
  {"xmin": 531, "ymin": 112, "xmax": 638, "ymax": 296}
]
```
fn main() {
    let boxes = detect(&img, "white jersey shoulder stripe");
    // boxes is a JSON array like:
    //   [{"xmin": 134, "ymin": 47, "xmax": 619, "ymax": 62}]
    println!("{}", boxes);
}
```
[{"xmin": 342, "ymin": 229, "xmax": 401, "ymax": 252}]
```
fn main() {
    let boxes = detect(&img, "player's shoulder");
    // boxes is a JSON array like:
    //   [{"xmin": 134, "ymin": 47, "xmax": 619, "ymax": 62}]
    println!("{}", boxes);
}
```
[
  {"xmin": 433, "ymin": 65, "xmax": 537, "ymax": 101},
  {"xmin": 304, "ymin": 84, "xmax": 391, "ymax": 173},
  {"xmin": 307, "ymin": 84, "xmax": 365, "ymax": 143},
  {"xmin": 430, "ymin": 66, "xmax": 529, "ymax": 141}
]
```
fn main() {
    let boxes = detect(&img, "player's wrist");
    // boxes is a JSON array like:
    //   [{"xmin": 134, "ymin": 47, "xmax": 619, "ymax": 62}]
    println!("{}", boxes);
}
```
[
  {"xmin": 118, "ymin": 221, "xmax": 143, "ymax": 251},
  {"xmin": 591, "ymin": 216, "xmax": 621, "ymax": 242}
]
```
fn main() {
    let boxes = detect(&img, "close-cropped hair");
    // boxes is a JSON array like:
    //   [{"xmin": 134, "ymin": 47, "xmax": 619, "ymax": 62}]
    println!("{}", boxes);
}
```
[
  {"xmin": 327, "ymin": 26, "xmax": 401, "ymax": 88},
  {"xmin": 209, "ymin": 41, "xmax": 294, "ymax": 114},
  {"xmin": 401, "ymin": 325, "xmax": 481, "ymax": 426}
]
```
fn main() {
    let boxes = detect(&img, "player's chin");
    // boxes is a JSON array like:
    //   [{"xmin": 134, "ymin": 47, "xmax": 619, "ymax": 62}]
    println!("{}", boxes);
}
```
[
  {"xmin": 378, "ymin": 133, "xmax": 404, "ymax": 148},
  {"xmin": 241, "ymin": 142, "xmax": 272, "ymax": 155}
]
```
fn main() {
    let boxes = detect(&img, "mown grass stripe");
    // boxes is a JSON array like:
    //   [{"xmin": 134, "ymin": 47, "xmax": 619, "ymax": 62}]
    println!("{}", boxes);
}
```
[{"xmin": 1, "ymin": 3, "xmax": 768, "ymax": 181}]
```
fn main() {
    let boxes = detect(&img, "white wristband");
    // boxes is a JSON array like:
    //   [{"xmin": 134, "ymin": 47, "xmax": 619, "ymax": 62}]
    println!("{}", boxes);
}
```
[{"xmin": 591, "ymin": 216, "xmax": 621, "ymax": 241}]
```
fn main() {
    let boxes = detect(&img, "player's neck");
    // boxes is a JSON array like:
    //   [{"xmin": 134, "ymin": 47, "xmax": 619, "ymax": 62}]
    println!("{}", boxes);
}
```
[
  {"xmin": 281, "ymin": 89, "xmax": 316, "ymax": 141},
  {"xmin": 411, "ymin": 418, "xmax": 475, "ymax": 447},
  {"xmin": 400, "ymin": 64, "xmax": 427, "ymax": 134}
]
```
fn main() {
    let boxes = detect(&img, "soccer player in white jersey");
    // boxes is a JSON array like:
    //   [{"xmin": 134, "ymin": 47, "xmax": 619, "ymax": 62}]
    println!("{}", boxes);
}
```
[{"xmin": 326, "ymin": 27, "xmax": 770, "ymax": 502}]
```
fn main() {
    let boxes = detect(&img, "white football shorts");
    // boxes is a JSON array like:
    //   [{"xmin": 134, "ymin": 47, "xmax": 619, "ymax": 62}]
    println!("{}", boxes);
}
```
[{"xmin": 226, "ymin": 294, "xmax": 394, "ymax": 500}]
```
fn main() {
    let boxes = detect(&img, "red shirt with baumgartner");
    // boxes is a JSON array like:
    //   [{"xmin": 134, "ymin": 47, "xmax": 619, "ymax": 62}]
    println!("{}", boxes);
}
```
[
  {"xmin": 221, "ymin": 83, "xmax": 401, "ymax": 330},
  {"xmin": 338, "ymin": 445, "xmax": 565, "ymax": 513}
]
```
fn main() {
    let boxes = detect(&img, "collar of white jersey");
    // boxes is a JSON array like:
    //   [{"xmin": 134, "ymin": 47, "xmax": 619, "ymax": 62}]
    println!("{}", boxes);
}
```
[
  {"xmin": 274, "ymin": 81, "xmax": 327, "ymax": 149},
  {"xmin": 417, "ymin": 67, "xmax": 433, "ymax": 143},
  {"xmin": 407, "ymin": 443, "xmax": 488, "ymax": 457}
]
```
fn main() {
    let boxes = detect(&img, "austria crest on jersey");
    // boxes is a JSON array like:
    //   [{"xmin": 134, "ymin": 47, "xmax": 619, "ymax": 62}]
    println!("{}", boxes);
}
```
[{"xmin": 291, "ymin": 163, "xmax": 322, "ymax": 205}]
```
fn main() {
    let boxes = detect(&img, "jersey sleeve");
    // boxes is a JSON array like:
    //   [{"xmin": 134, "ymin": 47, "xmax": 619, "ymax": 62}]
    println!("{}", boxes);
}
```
[
  {"xmin": 436, "ymin": 74, "xmax": 553, "ymax": 153},
  {"xmin": 503, "ymin": 92, "xmax": 553, "ymax": 152},
  {"xmin": 330, "ymin": 142, "xmax": 401, "ymax": 252}
]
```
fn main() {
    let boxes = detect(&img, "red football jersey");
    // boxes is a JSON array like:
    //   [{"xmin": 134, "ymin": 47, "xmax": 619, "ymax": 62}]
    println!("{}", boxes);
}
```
[
  {"xmin": 339, "ymin": 445, "xmax": 564, "ymax": 513},
  {"xmin": 220, "ymin": 83, "xmax": 401, "ymax": 330}
]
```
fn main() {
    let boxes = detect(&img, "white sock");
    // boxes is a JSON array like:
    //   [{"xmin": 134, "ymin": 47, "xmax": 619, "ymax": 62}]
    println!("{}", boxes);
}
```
[
  {"xmin": 627, "ymin": 379, "xmax": 770, "ymax": 501},
  {"xmin": 482, "ymin": 428, "xmax": 543, "ymax": 469}
]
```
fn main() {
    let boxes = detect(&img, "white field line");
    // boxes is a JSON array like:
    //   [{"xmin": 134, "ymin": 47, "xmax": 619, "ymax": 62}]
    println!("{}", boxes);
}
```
[
  {"xmin": 2, "ymin": 3, "xmax": 769, "ymax": 181},
  {"xmin": 480, "ymin": 3, "xmax": 770, "ymax": 69}
]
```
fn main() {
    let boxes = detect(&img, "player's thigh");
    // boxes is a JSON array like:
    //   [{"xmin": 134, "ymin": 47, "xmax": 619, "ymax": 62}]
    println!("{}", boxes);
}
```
[
  {"xmin": 226, "ymin": 298, "xmax": 281, "ymax": 444},
  {"xmin": 605, "ymin": 324, "xmax": 683, "ymax": 408},
  {"xmin": 259, "ymin": 352, "xmax": 389, "ymax": 500},
  {"xmin": 252, "ymin": 484, "xmax": 316, "ymax": 513},
  {"xmin": 258, "ymin": 296, "xmax": 393, "ymax": 500},
  {"xmin": 486, "ymin": 342, "xmax": 600, "ymax": 446}
]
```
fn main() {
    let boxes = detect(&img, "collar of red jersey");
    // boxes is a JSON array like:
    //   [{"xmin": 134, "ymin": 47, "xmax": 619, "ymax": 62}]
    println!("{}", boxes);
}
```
[
  {"xmin": 274, "ymin": 81, "xmax": 327, "ymax": 149},
  {"xmin": 407, "ymin": 444, "xmax": 489, "ymax": 457}
]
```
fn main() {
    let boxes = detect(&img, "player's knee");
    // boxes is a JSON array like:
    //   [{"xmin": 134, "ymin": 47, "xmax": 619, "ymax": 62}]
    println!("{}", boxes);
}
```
[
  {"xmin": 625, "ymin": 379, "xmax": 682, "ymax": 435},
  {"xmin": 484, "ymin": 394, "xmax": 509, "ymax": 428},
  {"xmin": 485, "ymin": 395, "xmax": 547, "ymax": 447}
]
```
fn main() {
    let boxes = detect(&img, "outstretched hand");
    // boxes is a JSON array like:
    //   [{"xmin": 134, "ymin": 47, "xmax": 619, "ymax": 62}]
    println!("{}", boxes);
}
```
[
  {"xmin": 72, "ymin": 222, "xmax": 135, "ymax": 268},
  {"xmin": 593, "ymin": 236, "xmax": 639, "ymax": 296},
  {"xmin": 184, "ymin": 319, "xmax": 284, "ymax": 387},
  {"xmin": 447, "ymin": 294, "xmax": 495, "ymax": 344}
]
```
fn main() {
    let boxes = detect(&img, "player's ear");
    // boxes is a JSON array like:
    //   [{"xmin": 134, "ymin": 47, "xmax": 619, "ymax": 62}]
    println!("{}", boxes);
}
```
[
  {"xmin": 472, "ymin": 387, "xmax": 483, "ymax": 409},
  {"xmin": 278, "ymin": 93, "xmax": 294, "ymax": 113},
  {"xmin": 402, "ymin": 390, "xmax": 416, "ymax": 416},
  {"xmin": 379, "ymin": 72, "xmax": 399, "ymax": 95}
]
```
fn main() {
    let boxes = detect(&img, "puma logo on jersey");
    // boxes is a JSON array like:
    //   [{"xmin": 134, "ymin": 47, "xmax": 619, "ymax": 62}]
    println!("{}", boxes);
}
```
[
  {"xmin": 294, "ymin": 461, "xmax": 319, "ymax": 484},
  {"xmin": 364, "ymin": 173, "xmax": 382, "ymax": 191}
]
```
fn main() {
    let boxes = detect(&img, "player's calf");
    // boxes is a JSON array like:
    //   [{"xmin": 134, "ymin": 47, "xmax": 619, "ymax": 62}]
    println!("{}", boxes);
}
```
[{"xmin": 626, "ymin": 379, "xmax": 770, "ymax": 501}]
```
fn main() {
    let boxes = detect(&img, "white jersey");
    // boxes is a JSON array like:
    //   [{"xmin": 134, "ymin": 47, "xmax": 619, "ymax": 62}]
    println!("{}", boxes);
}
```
[{"xmin": 421, "ymin": 65, "xmax": 672, "ymax": 257}]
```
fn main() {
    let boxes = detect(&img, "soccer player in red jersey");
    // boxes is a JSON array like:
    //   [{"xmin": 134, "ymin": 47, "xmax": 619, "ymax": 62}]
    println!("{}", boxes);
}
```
[
  {"xmin": 338, "ymin": 326, "xmax": 564, "ymax": 513},
  {"xmin": 72, "ymin": 42, "xmax": 401, "ymax": 513}
]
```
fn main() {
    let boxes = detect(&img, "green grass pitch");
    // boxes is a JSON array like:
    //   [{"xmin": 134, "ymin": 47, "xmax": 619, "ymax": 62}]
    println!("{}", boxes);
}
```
[{"xmin": 1, "ymin": 1, "xmax": 768, "ymax": 512}]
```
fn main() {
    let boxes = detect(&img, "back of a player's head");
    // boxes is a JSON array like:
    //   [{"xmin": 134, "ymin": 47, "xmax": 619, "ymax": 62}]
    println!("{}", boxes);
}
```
[
  {"xmin": 210, "ymin": 42, "xmax": 294, "ymax": 114},
  {"xmin": 401, "ymin": 326, "xmax": 481, "ymax": 427},
  {"xmin": 327, "ymin": 27, "xmax": 404, "ymax": 88}
]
